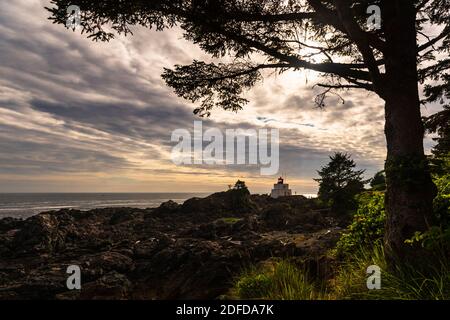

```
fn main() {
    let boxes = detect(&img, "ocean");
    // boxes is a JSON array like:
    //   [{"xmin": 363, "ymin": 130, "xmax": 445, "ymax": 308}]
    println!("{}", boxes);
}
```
[{"xmin": 0, "ymin": 193, "xmax": 211, "ymax": 219}]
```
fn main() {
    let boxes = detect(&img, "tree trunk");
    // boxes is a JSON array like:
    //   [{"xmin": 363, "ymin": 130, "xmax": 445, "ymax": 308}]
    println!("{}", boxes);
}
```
[
  {"xmin": 382, "ymin": 1, "xmax": 437, "ymax": 264},
  {"xmin": 383, "ymin": 94, "xmax": 437, "ymax": 263}
]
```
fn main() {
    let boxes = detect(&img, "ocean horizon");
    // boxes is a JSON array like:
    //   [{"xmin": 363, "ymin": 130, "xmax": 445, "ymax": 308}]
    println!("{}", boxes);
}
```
[
  {"xmin": 0, "ymin": 192, "xmax": 318, "ymax": 219},
  {"xmin": 0, "ymin": 192, "xmax": 211, "ymax": 219}
]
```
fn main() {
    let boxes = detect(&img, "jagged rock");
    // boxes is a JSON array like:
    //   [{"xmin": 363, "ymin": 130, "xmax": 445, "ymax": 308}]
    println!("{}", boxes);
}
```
[
  {"xmin": 79, "ymin": 271, "xmax": 132, "ymax": 300},
  {"xmin": 81, "ymin": 251, "xmax": 134, "ymax": 274},
  {"xmin": 0, "ymin": 217, "xmax": 22, "ymax": 233},
  {"xmin": 109, "ymin": 210, "xmax": 137, "ymax": 225},
  {"xmin": 12, "ymin": 214, "xmax": 67, "ymax": 255},
  {"xmin": 0, "ymin": 191, "xmax": 339, "ymax": 300},
  {"xmin": 154, "ymin": 200, "xmax": 180, "ymax": 214},
  {"xmin": 180, "ymin": 189, "xmax": 256, "ymax": 217}
]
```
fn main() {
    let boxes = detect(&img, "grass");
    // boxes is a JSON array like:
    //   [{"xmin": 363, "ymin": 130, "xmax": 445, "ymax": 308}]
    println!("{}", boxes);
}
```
[
  {"xmin": 232, "ymin": 244, "xmax": 450, "ymax": 300},
  {"xmin": 217, "ymin": 217, "xmax": 243, "ymax": 224},
  {"xmin": 333, "ymin": 243, "xmax": 450, "ymax": 300},
  {"xmin": 233, "ymin": 260, "xmax": 327, "ymax": 300}
]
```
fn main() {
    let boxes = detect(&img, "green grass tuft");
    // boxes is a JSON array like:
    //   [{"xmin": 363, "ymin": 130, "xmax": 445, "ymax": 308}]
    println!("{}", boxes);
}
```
[
  {"xmin": 333, "ymin": 243, "xmax": 450, "ymax": 300},
  {"xmin": 234, "ymin": 260, "xmax": 327, "ymax": 300},
  {"xmin": 233, "ymin": 245, "xmax": 450, "ymax": 300},
  {"xmin": 217, "ymin": 217, "xmax": 243, "ymax": 224}
]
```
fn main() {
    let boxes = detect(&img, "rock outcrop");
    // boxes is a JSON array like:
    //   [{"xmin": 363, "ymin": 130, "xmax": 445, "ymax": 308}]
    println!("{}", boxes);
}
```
[{"xmin": 0, "ymin": 191, "xmax": 343, "ymax": 300}]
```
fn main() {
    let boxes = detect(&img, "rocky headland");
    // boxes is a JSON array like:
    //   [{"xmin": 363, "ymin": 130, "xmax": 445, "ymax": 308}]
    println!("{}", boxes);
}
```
[{"xmin": 0, "ymin": 190, "xmax": 346, "ymax": 300}]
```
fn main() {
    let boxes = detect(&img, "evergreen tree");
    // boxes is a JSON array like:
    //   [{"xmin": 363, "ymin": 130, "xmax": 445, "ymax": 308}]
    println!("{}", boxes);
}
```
[
  {"xmin": 370, "ymin": 171, "xmax": 386, "ymax": 191},
  {"xmin": 46, "ymin": 0, "xmax": 450, "ymax": 262},
  {"xmin": 229, "ymin": 180, "xmax": 251, "ymax": 210},
  {"xmin": 424, "ymin": 105, "xmax": 450, "ymax": 157},
  {"xmin": 315, "ymin": 153, "xmax": 366, "ymax": 214},
  {"xmin": 233, "ymin": 180, "xmax": 248, "ymax": 191}
]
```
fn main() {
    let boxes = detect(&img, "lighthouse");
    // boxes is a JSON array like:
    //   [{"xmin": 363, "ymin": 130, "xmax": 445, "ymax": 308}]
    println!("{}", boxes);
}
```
[{"xmin": 270, "ymin": 177, "xmax": 292, "ymax": 199}]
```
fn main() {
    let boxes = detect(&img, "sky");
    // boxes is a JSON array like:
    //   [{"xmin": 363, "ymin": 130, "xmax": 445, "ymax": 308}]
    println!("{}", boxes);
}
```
[{"xmin": 0, "ymin": 0, "xmax": 442, "ymax": 194}]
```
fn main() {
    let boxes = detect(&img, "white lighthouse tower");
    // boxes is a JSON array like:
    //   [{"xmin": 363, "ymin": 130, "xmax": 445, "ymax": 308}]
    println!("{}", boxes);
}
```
[{"xmin": 270, "ymin": 177, "xmax": 292, "ymax": 199}]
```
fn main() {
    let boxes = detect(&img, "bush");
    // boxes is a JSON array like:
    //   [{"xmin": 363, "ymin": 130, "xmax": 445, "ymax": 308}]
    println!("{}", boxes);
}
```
[
  {"xmin": 433, "ymin": 173, "xmax": 450, "ymax": 227},
  {"xmin": 234, "ymin": 246, "xmax": 450, "ymax": 300},
  {"xmin": 234, "ymin": 260, "xmax": 324, "ymax": 300},
  {"xmin": 336, "ymin": 173, "xmax": 449, "ymax": 256},
  {"xmin": 333, "ymin": 243, "xmax": 450, "ymax": 300},
  {"xmin": 405, "ymin": 173, "xmax": 450, "ymax": 253},
  {"xmin": 235, "ymin": 273, "xmax": 273, "ymax": 299},
  {"xmin": 336, "ymin": 192, "xmax": 385, "ymax": 255},
  {"xmin": 406, "ymin": 226, "xmax": 450, "ymax": 253}
]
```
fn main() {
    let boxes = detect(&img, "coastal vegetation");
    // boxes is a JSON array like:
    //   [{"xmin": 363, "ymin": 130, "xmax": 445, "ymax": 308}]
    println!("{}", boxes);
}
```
[
  {"xmin": 232, "ymin": 242, "xmax": 449, "ymax": 300},
  {"xmin": 233, "ymin": 144, "xmax": 450, "ymax": 300}
]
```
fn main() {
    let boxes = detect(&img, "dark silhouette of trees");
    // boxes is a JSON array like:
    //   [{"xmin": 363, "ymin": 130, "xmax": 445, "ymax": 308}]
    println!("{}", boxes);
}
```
[
  {"xmin": 370, "ymin": 170, "xmax": 386, "ymax": 191},
  {"xmin": 424, "ymin": 105, "xmax": 450, "ymax": 158},
  {"xmin": 424, "ymin": 106, "xmax": 450, "ymax": 176},
  {"xmin": 229, "ymin": 180, "xmax": 251, "ymax": 210},
  {"xmin": 46, "ymin": 0, "xmax": 450, "ymax": 263},
  {"xmin": 315, "ymin": 152, "xmax": 366, "ymax": 214},
  {"xmin": 233, "ymin": 180, "xmax": 249, "ymax": 192}
]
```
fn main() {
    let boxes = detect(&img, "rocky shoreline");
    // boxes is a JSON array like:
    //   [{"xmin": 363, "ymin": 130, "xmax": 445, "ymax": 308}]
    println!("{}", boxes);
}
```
[{"xmin": 0, "ymin": 190, "xmax": 346, "ymax": 300}]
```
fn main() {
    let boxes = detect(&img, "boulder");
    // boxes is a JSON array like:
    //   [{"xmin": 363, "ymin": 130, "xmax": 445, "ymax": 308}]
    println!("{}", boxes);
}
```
[{"xmin": 12, "ymin": 214, "xmax": 67, "ymax": 255}]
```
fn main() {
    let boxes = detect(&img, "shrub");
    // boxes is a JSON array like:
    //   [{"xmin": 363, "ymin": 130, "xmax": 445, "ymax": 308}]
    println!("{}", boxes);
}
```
[
  {"xmin": 333, "ymin": 243, "xmax": 450, "ymax": 300},
  {"xmin": 234, "ymin": 260, "xmax": 324, "ymax": 300},
  {"xmin": 405, "ymin": 226, "xmax": 450, "ymax": 257},
  {"xmin": 405, "ymin": 173, "xmax": 450, "ymax": 253},
  {"xmin": 433, "ymin": 173, "xmax": 450, "ymax": 227},
  {"xmin": 336, "ymin": 192, "xmax": 385, "ymax": 255},
  {"xmin": 233, "ymin": 246, "xmax": 450, "ymax": 300},
  {"xmin": 235, "ymin": 272, "xmax": 272, "ymax": 299}
]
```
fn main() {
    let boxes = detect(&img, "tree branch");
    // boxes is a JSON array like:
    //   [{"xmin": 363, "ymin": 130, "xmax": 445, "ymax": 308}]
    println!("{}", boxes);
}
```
[
  {"xmin": 208, "ymin": 24, "xmax": 373, "ymax": 82},
  {"xmin": 418, "ymin": 25, "xmax": 450, "ymax": 52},
  {"xmin": 306, "ymin": 0, "xmax": 386, "ymax": 52},
  {"xmin": 331, "ymin": 0, "xmax": 385, "ymax": 96}
]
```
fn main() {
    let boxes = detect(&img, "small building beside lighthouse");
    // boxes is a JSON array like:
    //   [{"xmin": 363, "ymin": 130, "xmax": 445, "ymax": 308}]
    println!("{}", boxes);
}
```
[{"xmin": 270, "ymin": 177, "xmax": 292, "ymax": 199}]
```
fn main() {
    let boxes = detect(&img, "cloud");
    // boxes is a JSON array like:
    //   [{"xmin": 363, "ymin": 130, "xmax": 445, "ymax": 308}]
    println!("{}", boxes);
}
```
[
  {"xmin": 0, "ymin": 0, "xmax": 424, "ymax": 193},
  {"xmin": 0, "ymin": 137, "xmax": 132, "ymax": 175}
]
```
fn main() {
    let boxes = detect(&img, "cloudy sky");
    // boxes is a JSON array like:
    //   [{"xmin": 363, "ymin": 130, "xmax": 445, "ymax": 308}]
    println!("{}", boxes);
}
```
[{"xmin": 0, "ymin": 0, "xmax": 441, "ymax": 194}]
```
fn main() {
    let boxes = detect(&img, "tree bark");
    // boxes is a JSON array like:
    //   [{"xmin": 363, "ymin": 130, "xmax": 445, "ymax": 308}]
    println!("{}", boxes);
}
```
[
  {"xmin": 383, "ymin": 93, "xmax": 437, "ymax": 263},
  {"xmin": 382, "ymin": 0, "xmax": 437, "ymax": 264}
]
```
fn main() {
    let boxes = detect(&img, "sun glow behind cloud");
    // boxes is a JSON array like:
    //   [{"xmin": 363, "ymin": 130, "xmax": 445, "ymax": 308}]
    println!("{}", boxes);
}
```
[{"xmin": 1, "ymin": 0, "xmax": 438, "ymax": 194}]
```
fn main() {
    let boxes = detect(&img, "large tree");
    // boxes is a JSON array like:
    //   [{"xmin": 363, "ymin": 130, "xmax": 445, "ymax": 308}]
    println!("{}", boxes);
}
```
[
  {"xmin": 315, "ymin": 152, "xmax": 366, "ymax": 214},
  {"xmin": 47, "ymin": 0, "xmax": 450, "ymax": 263}
]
